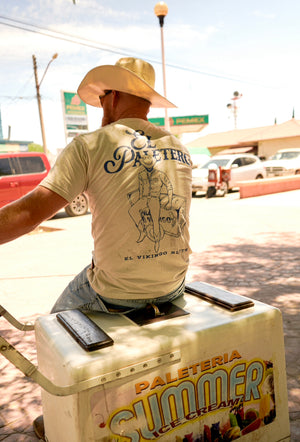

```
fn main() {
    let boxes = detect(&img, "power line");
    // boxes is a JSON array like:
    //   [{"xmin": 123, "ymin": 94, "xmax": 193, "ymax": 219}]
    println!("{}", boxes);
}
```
[
  {"xmin": 0, "ymin": 71, "xmax": 35, "ymax": 105},
  {"xmin": 0, "ymin": 15, "xmax": 133, "ymax": 54},
  {"xmin": 0, "ymin": 15, "xmax": 266, "ymax": 87},
  {"xmin": 0, "ymin": 96, "xmax": 34, "ymax": 100},
  {"xmin": 0, "ymin": 15, "xmax": 147, "ymax": 59}
]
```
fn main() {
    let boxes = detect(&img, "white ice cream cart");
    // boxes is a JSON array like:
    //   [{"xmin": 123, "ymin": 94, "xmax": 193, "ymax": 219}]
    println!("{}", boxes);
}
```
[{"xmin": 0, "ymin": 282, "xmax": 290, "ymax": 441}]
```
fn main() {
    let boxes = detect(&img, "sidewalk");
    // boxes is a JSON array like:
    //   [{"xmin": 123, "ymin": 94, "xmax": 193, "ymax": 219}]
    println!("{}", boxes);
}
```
[{"xmin": 1, "ymin": 189, "xmax": 299, "ymax": 441}]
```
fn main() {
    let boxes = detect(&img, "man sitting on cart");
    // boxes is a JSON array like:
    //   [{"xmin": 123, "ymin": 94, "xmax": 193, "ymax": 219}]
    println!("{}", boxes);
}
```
[{"xmin": 0, "ymin": 57, "xmax": 192, "ymax": 439}]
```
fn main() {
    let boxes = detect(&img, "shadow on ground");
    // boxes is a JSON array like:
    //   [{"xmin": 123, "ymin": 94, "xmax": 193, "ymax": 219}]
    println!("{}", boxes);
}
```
[
  {"xmin": 0, "ymin": 315, "xmax": 41, "ymax": 441},
  {"xmin": 0, "ymin": 231, "xmax": 299, "ymax": 440},
  {"xmin": 188, "ymin": 230, "xmax": 300, "ymax": 440}
]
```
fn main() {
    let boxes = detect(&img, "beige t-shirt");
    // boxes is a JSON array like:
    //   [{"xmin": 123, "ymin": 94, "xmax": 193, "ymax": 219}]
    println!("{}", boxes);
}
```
[{"xmin": 41, "ymin": 118, "xmax": 192, "ymax": 300}]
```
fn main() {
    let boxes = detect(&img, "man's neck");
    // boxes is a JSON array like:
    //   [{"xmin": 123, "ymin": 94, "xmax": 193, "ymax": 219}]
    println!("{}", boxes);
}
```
[
  {"xmin": 114, "ymin": 109, "xmax": 148, "ymax": 121},
  {"xmin": 102, "ymin": 113, "xmax": 147, "ymax": 127}
]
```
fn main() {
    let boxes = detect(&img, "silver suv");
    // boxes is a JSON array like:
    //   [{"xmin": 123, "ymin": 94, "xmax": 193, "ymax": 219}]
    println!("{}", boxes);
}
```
[
  {"xmin": 263, "ymin": 148, "xmax": 300, "ymax": 177},
  {"xmin": 192, "ymin": 153, "xmax": 266, "ymax": 195}
]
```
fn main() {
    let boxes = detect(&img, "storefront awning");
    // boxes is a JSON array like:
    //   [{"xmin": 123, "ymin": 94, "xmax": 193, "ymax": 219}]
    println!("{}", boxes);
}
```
[{"xmin": 217, "ymin": 147, "xmax": 254, "ymax": 155}]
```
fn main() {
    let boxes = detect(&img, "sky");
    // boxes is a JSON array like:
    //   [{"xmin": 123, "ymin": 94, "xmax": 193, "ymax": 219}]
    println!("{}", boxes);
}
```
[{"xmin": 1, "ymin": 0, "xmax": 300, "ymax": 154}]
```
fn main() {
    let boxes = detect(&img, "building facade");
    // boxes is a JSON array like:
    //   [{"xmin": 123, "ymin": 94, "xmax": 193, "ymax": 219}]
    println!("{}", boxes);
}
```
[{"xmin": 186, "ymin": 119, "xmax": 300, "ymax": 159}]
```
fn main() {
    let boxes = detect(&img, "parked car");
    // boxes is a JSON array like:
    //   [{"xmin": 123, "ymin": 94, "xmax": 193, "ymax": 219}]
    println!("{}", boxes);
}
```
[
  {"xmin": 190, "ymin": 153, "xmax": 211, "ymax": 169},
  {"xmin": 0, "ymin": 152, "xmax": 88, "ymax": 216},
  {"xmin": 263, "ymin": 148, "xmax": 300, "ymax": 177},
  {"xmin": 192, "ymin": 153, "xmax": 266, "ymax": 196}
]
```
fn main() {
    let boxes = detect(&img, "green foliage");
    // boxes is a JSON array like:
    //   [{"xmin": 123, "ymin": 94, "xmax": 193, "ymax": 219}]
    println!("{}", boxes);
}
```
[{"xmin": 28, "ymin": 143, "xmax": 43, "ymax": 152}]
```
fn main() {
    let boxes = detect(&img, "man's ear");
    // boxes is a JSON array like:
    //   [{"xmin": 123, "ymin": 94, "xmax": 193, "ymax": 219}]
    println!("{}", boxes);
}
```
[{"xmin": 112, "ymin": 90, "xmax": 120, "ymax": 107}]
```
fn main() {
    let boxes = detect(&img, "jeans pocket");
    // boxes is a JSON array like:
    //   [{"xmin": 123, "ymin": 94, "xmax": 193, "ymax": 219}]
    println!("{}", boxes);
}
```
[{"xmin": 80, "ymin": 295, "xmax": 110, "ymax": 313}]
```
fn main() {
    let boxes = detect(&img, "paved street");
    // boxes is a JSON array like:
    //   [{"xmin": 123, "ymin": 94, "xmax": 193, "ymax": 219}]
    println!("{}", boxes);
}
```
[{"xmin": 0, "ymin": 189, "xmax": 300, "ymax": 441}]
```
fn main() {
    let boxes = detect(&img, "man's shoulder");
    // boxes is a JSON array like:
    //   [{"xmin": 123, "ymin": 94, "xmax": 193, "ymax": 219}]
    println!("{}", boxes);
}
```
[
  {"xmin": 78, "ymin": 121, "xmax": 139, "ymax": 140},
  {"xmin": 75, "ymin": 126, "xmax": 115, "ymax": 145}
]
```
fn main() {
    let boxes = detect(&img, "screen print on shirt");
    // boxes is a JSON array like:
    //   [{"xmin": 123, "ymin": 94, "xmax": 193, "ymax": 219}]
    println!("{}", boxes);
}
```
[{"xmin": 104, "ymin": 129, "xmax": 190, "ymax": 253}]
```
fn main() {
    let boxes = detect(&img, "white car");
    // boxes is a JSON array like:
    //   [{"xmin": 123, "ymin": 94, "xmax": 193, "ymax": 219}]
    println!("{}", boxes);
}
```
[
  {"xmin": 263, "ymin": 148, "xmax": 300, "ymax": 177},
  {"xmin": 192, "ymin": 153, "xmax": 266, "ymax": 195}
]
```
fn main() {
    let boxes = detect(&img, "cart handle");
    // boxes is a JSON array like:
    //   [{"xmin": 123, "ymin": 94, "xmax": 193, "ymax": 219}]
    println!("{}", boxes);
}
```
[
  {"xmin": 0, "ymin": 305, "xmax": 34, "ymax": 331},
  {"xmin": 0, "ymin": 334, "xmax": 180, "ymax": 397}
]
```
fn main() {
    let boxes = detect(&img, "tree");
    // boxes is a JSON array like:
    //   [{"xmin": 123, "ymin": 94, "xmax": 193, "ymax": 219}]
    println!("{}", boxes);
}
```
[{"xmin": 28, "ymin": 143, "xmax": 43, "ymax": 152}]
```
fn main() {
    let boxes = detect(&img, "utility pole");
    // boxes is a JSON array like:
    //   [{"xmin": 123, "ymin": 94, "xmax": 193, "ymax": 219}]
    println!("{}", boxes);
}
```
[
  {"xmin": 154, "ymin": 2, "xmax": 170, "ymax": 132},
  {"xmin": 32, "ymin": 53, "xmax": 58, "ymax": 154},
  {"xmin": 32, "ymin": 55, "xmax": 47, "ymax": 153},
  {"xmin": 227, "ymin": 91, "xmax": 242, "ymax": 129}
]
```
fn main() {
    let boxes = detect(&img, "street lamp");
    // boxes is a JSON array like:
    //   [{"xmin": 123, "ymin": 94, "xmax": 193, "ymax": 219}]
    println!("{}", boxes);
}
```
[
  {"xmin": 154, "ymin": 1, "xmax": 170, "ymax": 132},
  {"xmin": 227, "ymin": 91, "xmax": 242, "ymax": 130},
  {"xmin": 32, "ymin": 53, "xmax": 58, "ymax": 153}
]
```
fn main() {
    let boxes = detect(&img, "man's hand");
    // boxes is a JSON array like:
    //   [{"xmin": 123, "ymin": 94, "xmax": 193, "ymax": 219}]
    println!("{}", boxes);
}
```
[
  {"xmin": 165, "ymin": 200, "xmax": 172, "ymax": 210},
  {"xmin": 0, "ymin": 186, "xmax": 68, "ymax": 245}
]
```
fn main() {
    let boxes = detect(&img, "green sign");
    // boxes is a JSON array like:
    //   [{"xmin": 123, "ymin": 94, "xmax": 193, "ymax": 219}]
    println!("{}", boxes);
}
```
[
  {"xmin": 63, "ymin": 92, "xmax": 87, "ymax": 116},
  {"xmin": 171, "ymin": 115, "xmax": 209, "ymax": 126},
  {"xmin": 149, "ymin": 117, "xmax": 165, "ymax": 127},
  {"xmin": 149, "ymin": 115, "xmax": 209, "ymax": 127},
  {"xmin": 62, "ymin": 91, "xmax": 88, "ymax": 134}
]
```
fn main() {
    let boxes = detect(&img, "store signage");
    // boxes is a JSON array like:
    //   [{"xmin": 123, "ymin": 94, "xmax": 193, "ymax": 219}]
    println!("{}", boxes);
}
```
[
  {"xmin": 91, "ymin": 348, "xmax": 276, "ymax": 441},
  {"xmin": 149, "ymin": 115, "xmax": 209, "ymax": 127},
  {"xmin": 61, "ymin": 91, "xmax": 88, "ymax": 141}
]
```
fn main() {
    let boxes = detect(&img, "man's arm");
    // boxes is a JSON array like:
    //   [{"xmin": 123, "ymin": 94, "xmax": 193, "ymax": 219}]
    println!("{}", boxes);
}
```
[{"xmin": 0, "ymin": 186, "xmax": 68, "ymax": 245}]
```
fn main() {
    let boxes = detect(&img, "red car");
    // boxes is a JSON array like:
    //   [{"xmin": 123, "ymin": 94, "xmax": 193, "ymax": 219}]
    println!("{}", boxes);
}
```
[{"xmin": 0, "ymin": 152, "xmax": 88, "ymax": 216}]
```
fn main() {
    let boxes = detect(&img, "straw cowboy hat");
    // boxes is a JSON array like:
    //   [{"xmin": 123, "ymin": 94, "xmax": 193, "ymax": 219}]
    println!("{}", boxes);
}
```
[{"xmin": 77, "ymin": 57, "xmax": 176, "ymax": 109}]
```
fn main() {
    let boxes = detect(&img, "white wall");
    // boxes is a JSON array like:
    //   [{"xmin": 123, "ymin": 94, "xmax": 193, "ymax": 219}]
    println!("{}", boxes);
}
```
[{"xmin": 259, "ymin": 136, "xmax": 300, "ymax": 159}]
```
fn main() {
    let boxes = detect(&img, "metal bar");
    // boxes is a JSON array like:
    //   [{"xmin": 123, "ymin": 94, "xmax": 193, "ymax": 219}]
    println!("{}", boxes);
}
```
[
  {"xmin": 160, "ymin": 25, "xmax": 170, "ymax": 132},
  {"xmin": 0, "ymin": 305, "xmax": 34, "ymax": 331},
  {"xmin": 0, "ymin": 334, "xmax": 181, "ymax": 397}
]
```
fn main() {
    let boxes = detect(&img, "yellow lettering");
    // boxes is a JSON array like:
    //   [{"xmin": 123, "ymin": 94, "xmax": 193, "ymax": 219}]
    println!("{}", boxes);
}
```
[
  {"xmin": 208, "ymin": 403, "xmax": 218, "ymax": 412},
  {"xmin": 166, "ymin": 372, "xmax": 177, "ymax": 383},
  {"xmin": 170, "ymin": 418, "xmax": 181, "ymax": 428},
  {"xmin": 212, "ymin": 356, "xmax": 223, "ymax": 367},
  {"xmin": 135, "ymin": 381, "xmax": 149, "ymax": 394},
  {"xmin": 189, "ymin": 363, "xmax": 200, "ymax": 375},
  {"xmin": 159, "ymin": 425, "xmax": 170, "ymax": 434},
  {"xmin": 178, "ymin": 367, "xmax": 189, "ymax": 379},
  {"xmin": 201, "ymin": 360, "xmax": 211, "ymax": 371},
  {"xmin": 151, "ymin": 376, "xmax": 166, "ymax": 390},
  {"xmin": 230, "ymin": 350, "xmax": 242, "ymax": 362}
]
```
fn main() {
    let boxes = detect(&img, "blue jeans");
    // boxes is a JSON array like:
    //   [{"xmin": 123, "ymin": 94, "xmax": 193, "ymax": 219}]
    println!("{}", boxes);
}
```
[{"xmin": 51, "ymin": 265, "xmax": 185, "ymax": 314}]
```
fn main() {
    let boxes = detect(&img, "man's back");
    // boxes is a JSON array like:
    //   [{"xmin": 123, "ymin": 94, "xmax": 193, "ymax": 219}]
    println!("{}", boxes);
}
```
[{"xmin": 42, "ymin": 118, "xmax": 192, "ymax": 300}]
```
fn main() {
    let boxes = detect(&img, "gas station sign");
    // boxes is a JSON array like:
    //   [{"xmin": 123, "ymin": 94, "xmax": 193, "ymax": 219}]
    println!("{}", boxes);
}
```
[
  {"xmin": 61, "ymin": 91, "xmax": 88, "ymax": 142},
  {"xmin": 171, "ymin": 115, "xmax": 209, "ymax": 126},
  {"xmin": 149, "ymin": 115, "xmax": 209, "ymax": 135},
  {"xmin": 149, "ymin": 115, "xmax": 209, "ymax": 127}
]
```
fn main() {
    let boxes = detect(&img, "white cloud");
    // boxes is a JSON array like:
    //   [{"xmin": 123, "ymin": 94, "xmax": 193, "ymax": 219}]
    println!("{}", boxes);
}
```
[
  {"xmin": 1, "ymin": 0, "xmax": 299, "ymax": 155},
  {"xmin": 167, "ymin": 24, "xmax": 219, "ymax": 48},
  {"xmin": 252, "ymin": 10, "xmax": 276, "ymax": 20}
]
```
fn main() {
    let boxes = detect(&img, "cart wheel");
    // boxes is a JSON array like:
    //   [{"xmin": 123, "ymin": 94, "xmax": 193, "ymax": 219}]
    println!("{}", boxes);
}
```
[
  {"xmin": 206, "ymin": 187, "xmax": 217, "ymax": 198},
  {"xmin": 65, "ymin": 194, "xmax": 89, "ymax": 217}
]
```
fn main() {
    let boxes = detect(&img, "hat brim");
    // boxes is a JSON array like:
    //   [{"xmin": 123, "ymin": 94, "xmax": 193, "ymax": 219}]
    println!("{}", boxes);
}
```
[{"xmin": 77, "ymin": 65, "xmax": 176, "ymax": 109}]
